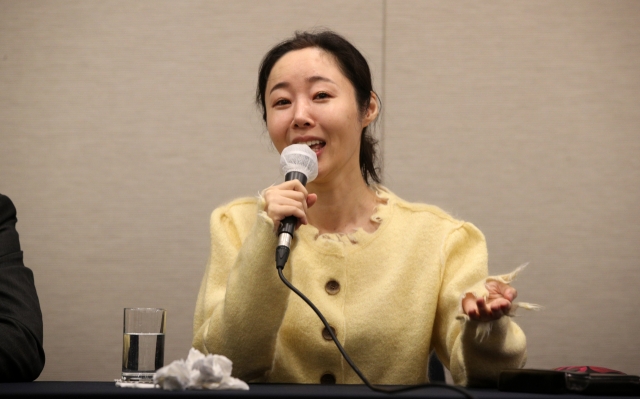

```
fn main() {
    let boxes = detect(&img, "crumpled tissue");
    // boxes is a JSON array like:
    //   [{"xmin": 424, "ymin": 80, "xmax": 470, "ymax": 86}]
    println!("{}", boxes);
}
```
[{"xmin": 153, "ymin": 348, "xmax": 249, "ymax": 391}]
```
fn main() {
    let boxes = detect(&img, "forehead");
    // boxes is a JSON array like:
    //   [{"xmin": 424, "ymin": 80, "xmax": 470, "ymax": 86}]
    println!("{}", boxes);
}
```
[{"xmin": 266, "ymin": 47, "xmax": 345, "ymax": 89}]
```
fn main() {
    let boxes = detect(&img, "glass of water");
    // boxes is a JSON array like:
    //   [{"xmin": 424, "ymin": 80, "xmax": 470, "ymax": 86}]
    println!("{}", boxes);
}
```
[{"xmin": 122, "ymin": 308, "xmax": 166, "ymax": 382}]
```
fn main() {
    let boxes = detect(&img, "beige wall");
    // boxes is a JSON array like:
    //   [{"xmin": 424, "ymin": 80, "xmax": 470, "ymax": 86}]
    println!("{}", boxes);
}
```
[{"xmin": 1, "ymin": 0, "xmax": 638, "ymax": 381}]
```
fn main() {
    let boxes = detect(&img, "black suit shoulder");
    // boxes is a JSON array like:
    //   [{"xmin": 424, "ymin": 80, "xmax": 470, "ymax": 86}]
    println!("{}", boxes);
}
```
[
  {"xmin": 0, "ymin": 193, "xmax": 46, "ymax": 382},
  {"xmin": 0, "ymin": 194, "xmax": 22, "ymax": 257}
]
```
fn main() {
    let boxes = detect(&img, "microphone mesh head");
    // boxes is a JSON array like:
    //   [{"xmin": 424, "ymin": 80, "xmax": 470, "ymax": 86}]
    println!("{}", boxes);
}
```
[{"xmin": 280, "ymin": 144, "xmax": 318, "ymax": 182}]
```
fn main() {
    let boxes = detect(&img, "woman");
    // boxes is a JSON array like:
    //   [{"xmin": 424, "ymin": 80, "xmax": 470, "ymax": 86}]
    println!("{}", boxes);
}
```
[{"xmin": 193, "ymin": 30, "xmax": 527, "ymax": 387}]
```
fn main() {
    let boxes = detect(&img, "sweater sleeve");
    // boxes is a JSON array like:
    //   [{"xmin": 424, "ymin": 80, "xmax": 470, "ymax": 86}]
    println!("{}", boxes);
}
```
[
  {"xmin": 192, "ymin": 198, "xmax": 292, "ymax": 381},
  {"xmin": 432, "ymin": 222, "xmax": 527, "ymax": 387}
]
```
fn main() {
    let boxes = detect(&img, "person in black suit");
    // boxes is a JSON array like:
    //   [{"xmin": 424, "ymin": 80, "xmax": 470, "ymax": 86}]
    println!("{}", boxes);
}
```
[{"xmin": 0, "ymin": 194, "xmax": 45, "ymax": 381}]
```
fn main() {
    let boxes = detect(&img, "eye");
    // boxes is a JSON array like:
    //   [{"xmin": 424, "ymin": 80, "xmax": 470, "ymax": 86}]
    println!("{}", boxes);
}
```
[
  {"xmin": 273, "ymin": 98, "xmax": 290, "ymax": 107},
  {"xmin": 314, "ymin": 92, "xmax": 330, "ymax": 100}
]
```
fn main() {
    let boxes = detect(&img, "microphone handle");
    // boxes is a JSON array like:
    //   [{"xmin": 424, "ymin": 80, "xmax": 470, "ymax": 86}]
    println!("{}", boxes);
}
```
[
  {"xmin": 277, "ymin": 171, "xmax": 308, "ymax": 237},
  {"xmin": 284, "ymin": 170, "xmax": 308, "ymax": 185},
  {"xmin": 276, "ymin": 170, "xmax": 309, "ymax": 269}
]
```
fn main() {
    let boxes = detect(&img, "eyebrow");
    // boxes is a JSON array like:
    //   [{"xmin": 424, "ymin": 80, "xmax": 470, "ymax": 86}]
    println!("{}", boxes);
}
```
[{"xmin": 269, "ymin": 75, "xmax": 336, "ymax": 95}]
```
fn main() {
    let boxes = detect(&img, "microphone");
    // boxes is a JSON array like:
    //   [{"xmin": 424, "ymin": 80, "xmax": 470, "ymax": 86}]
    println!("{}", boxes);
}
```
[{"xmin": 275, "ymin": 144, "xmax": 318, "ymax": 269}]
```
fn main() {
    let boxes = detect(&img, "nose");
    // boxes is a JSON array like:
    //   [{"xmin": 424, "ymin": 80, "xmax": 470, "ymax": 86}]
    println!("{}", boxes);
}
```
[{"xmin": 291, "ymin": 100, "xmax": 314, "ymax": 129}]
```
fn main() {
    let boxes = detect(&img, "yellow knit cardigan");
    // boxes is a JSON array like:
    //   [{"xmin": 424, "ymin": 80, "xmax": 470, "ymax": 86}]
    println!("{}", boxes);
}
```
[{"xmin": 193, "ymin": 186, "xmax": 527, "ymax": 386}]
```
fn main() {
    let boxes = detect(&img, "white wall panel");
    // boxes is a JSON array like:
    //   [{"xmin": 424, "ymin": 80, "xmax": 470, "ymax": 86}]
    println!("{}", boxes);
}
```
[
  {"xmin": 0, "ymin": 0, "xmax": 383, "ymax": 381},
  {"xmin": 2, "ymin": 0, "xmax": 638, "ymax": 383},
  {"xmin": 384, "ymin": 0, "xmax": 640, "ymax": 375}
]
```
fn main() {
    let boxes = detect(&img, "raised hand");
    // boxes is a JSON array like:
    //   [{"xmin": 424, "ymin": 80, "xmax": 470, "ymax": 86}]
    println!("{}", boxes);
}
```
[
  {"xmin": 462, "ymin": 280, "xmax": 517, "ymax": 322},
  {"xmin": 263, "ymin": 180, "xmax": 317, "ymax": 230}
]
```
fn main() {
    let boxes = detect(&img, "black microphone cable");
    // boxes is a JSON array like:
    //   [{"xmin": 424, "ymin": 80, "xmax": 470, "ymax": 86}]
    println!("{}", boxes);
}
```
[{"xmin": 275, "ymin": 263, "xmax": 477, "ymax": 399}]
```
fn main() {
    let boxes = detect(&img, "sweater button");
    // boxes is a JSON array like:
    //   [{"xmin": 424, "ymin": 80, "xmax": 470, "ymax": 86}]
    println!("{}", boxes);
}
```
[
  {"xmin": 322, "ymin": 326, "xmax": 336, "ymax": 341},
  {"xmin": 325, "ymin": 280, "xmax": 340, "ymax": 295},
  {"xmin": 320, "ymin": 373, "xmax": 336, "ymax": 384}
]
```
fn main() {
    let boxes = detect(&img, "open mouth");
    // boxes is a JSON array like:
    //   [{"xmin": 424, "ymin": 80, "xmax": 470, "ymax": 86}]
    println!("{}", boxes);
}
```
[{"xmin": 302, "ymin": 140, "xmax": 326, "ymax": 152}]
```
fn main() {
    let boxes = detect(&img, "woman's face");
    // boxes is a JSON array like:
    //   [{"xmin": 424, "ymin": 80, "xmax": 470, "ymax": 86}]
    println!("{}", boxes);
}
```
[{"xmin": 265, "ymin": 47, "xmax": 377, "ymax": 184}]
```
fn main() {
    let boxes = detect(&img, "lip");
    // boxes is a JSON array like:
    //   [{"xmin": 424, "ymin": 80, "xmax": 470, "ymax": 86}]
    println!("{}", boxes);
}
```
[
  {"xmin": 291, "ymin": 135, "xmax": 325, "ymax": 157},
  {"xmin": 291, "ymin": 135, "xmax": 325, "ymax": 145}
]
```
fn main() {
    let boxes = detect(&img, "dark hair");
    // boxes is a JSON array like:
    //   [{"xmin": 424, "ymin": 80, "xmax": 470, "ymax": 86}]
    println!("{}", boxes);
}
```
[{"xmin": 256, "ymin": 30, "xmax": 381, "ymax": 184}]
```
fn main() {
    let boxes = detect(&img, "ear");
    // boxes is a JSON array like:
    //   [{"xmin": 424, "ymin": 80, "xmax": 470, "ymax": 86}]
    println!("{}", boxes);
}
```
[{"xmin": 362, "ymin": 91, "xmax": 380, "ymax": 128}]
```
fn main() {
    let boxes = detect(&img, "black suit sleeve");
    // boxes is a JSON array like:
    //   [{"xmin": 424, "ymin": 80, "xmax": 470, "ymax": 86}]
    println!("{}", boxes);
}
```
[{"xmin": 0, "ymin": 194, "xmax": 45, "ymax": 382}]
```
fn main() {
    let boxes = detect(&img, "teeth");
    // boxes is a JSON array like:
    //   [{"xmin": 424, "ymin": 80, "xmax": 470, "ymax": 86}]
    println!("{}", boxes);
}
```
[{"xmin": 303, "ymin": 140, "xmax": 324, "ymax": 147}]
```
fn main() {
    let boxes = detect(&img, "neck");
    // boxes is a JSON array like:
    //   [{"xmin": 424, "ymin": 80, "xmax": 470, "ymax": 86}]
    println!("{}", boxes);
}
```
[{"xmin": 307, "ymin": 170, "xmax": 380, "ymax": 235}]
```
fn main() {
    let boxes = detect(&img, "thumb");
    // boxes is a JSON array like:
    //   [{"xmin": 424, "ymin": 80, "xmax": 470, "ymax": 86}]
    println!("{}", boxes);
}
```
[
  {"xmin": 496, "ymin": 282, "xmax": 517, "ymax": 302},
  {"xmin": 307, "ymin": 193, "xmax": 318, "ymax": 208}
]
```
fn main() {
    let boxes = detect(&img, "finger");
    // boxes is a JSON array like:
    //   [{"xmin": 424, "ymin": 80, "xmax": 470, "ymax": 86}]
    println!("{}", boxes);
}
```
[
  {"xmin": 502, "ymin": 285, "xmax": 517, "ymax": 302},
  {"xmin": 462, "ymin": 294, "xmax": 480, "ymax": 320},
  {"xmin": 265, "ymin": 187, "xmax": 308, "ymax": 211},
  {"xmin": 475, "ymin": 297, "xmax": 491, "ymax": 318},
  {"xmin": 486, "ymin": 297, "xmax": 514, "ymax": 320},
  {"xmin": 298, "ymin": 193, "xmax": 317, "ymax": 226},
  {"xmin": 265, "ymin": 189, "xmax": 306, "ymax": 204},
  {"xmin": 486, "ymin": 281, "xmax": 517, "ymax": 303},
  {"xmin": 494, "ymin": 281, "xmax": 517, "ymax": 302},
  {"xmin": 264, "ymin": 191, "xmax": 307, "ymax": 216},
  {"xmin": 278, "ymin": 179, "xmax": 309, "ymax": 195},
  {"xmin": 477, "ymin": 297, "xmax": 507, "ymax": 320},
  {"xmin": 492, "ymin": 298, "xmax": 512, "ymax": 314},
  {"xmin": 488, "ymin": 300, "xmax": 506, "ymax": 319},
  {"xmin": 265, "ymin": 196, "xmax": 306, "ymax": 224},
  {"xmin": 267, "ymin": 203, "xmax": 308, "ymax": 225}
]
